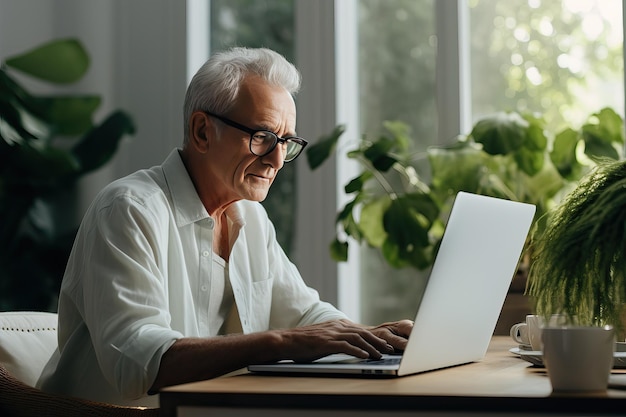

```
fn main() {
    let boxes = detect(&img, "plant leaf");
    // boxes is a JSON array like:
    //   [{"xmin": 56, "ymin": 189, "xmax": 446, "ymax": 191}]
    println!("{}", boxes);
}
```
[
  {"xmin": 0, "ymin": 70, "xmax": 49, "ymax": 142},
  {"xmin": 0, "ymin": 97, "xmax": 43, "ymax": 142},
  {"xmin": 329, "ymin": 238, "xmax": 349, "ymax": 262},
  {"xmin": 551, "ymin": 128, "xmax": 583, "ymax": 180},
  {"xmin": 306, "ymin": 124, "xmax": 345, "ymax": 169},
  {"xmin": 513, "ymin": 146, "xmax": 544, "ymax": 176},
  {"xmin": 470, "ymin": 111, "xmax": 529, "ymax": 155},
  {"xmin": 518, "ymin": 161, "xmax": 566, "ymax": 213},
  {"xmin": 29, "ymin": 95, "xmax": 100, "ymax": 135},
  {"xmin": 362, "ymin": 137, "xmax": 397, "ymax": 172},
  {"xmin": 583, "ymin": 124, "xmax": 620, "ymax": 160},
  {"xmin": 9, "ymin": 141, "xmax": 79, "ymax": 183},
  {"xmin": 402, "ymin": 191, "xmax": 440, "ymax": 224},
  {"xmin": 378, "ymin": 192, "xmax": 440, "ymax": 270},
  {"xmin": 381, "ymin": 237, "xmax": 431, "ymax": 270},
  {"xmin": 588, "ymin": 107, "xmax": 624, "ymax": 144},
  {"xmin": 4, "ymin": 38, "xmax": 89, "ymax": 84},
  {"xmin": 521, "ymin": 113, "xmax": 548, "ymax": 151},
  {"xmin": 336, "ymin": 197, "xmax": 357, "ymax": 223},
  {"xmin": 428, "ymin": 141, "xmax": 484, "ymax": 194},
  {"xmin": 359, "ymin": 196, "xmax": 391, "ymax": 247},
  {"xmin": 336, "ymin": 197, "xmax": 362, "ymax": 242},
  {"xmin": 581, "ymin": 108, "xmax": 624, "ymax": 160},
  {"xmin": 383, "ymin": 196, "xmax": 431, "ymax": 250},
  {"xmin": 344, "ymin": 171, "xmax": 372, "ymax": 194},
  {"xmin": 0, "ymin": 68, "xmax": 34, "ymax": 113},
  {"xmin": 381, "ymin": 239, "xmax": 407, "ymax": 268},
  {"xmin": 72, "ymin": 110, "xmax": 135, "ymax": 174},
  {"xmin": 382, "ymin": 120, "xmax": 411, "ymax": 152}
]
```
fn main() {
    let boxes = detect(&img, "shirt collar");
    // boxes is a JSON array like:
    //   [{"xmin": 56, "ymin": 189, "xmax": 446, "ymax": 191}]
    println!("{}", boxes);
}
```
[
  {"xmin": 162, "ymin": 149, "xmax": 210, "ymax": 227},
  {"xmin": 161, "ymin": 149, "xmax": 245, "ymax": 229}
]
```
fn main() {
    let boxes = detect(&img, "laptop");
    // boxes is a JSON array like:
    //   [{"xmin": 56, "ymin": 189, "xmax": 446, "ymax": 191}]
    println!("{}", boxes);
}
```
[{"xmin": 248, "ymin": 191, "xmax": 536, "ymax": 377}]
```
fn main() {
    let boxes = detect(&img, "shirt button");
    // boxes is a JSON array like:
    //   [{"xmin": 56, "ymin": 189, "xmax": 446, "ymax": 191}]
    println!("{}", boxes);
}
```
[
  {"xmin": 202, "ymin": 250, "xmax": 210, "ymax": 257},
  {"xmin": 201, "ymin": 285, "xmax": 208, "ymax": 292},
  {"xmin": 207, "ymin": 218, "xmax": 215, "ymax": 228}
]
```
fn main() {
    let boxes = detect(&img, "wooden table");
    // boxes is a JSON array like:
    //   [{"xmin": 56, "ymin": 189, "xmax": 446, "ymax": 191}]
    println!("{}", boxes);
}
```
[{"xmin": 160, "ymin": 336, "xmax": 626, "ymax": 416}]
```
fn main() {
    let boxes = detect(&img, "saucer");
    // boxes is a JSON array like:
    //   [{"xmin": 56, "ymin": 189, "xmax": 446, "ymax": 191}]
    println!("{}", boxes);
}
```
[
  {"xmin": 508, "ymin": 345, "xmax": 533, "ymax": 355},
  {"xmin": 513, "ymin": 349, "xmax": 626, "ymax": 368},
  {"xmin": 516, "ymin": 350, "xmax": 544, "ymax": 367}
]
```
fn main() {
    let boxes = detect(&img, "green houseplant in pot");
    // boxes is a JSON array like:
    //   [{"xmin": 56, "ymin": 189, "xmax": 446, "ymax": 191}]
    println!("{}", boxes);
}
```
[
  {"xmin": 308, "ymin": 109, "xmax": 624, "ymax": 329},
  {"xmin": 307, "ymin": 108, "xmax": 624, "ymax": 271},
  {"xmin": 527, "ymin": 158, "xmax": 626, "ymax": 330},
  {"xmin": 0, "ymin": 38, "xmax": 135, "ymax": 310}
]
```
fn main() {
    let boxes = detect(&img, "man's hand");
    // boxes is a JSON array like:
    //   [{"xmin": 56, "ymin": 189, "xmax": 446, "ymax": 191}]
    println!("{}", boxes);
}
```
[
  {"xmin": 274, "ymin": 320, "xmax": 396, "ymax": 362},
  {"xmin": 367, "ymin": 319, "xmax": 413, "ymax": 353}
]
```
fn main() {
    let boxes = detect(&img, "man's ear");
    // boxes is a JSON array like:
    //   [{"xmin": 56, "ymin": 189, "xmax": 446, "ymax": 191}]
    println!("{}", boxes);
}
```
[{"xmin": 189, "ymin": 111, "xmax": 213, "ymax": 153}]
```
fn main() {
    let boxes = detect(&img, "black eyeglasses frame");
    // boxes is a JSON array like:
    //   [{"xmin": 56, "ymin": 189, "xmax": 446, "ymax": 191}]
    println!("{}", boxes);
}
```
[{"xmin": 203, "ymin": 111, "xmax": 308, "ymax": 162}]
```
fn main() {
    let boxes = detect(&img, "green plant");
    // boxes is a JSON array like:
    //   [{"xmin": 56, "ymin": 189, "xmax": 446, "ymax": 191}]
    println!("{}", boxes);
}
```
[
  {"xmin": 0, "ymin": 38, "xmax": 135, "ymax": 310},
  {"xmin": 527, "ymin": 158, "xmax": 626, "ymax": 328},
  {"xmin": 307, "ymin": 108, "xmax": 624, "ymax": 270}
]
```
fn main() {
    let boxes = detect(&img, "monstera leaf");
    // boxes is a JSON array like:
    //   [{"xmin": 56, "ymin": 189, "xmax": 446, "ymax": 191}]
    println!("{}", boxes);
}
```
[
  {"xmin": 5, "ymin": 38, "xmax": 89, "ymax": 83},
  {"xmin": 0, "ymin": 38, "xmax": 135, "ymax": 311}
]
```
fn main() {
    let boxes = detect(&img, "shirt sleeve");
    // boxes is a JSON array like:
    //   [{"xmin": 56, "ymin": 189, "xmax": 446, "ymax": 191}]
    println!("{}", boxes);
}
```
[{"xmin": 76, "ymin": 192, "xmax": 183, "ymax": 400}]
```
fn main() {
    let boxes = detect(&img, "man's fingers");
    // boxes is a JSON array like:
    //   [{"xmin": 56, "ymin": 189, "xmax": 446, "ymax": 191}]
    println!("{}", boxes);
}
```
[
  {"xmin": 279, "ymin": 320, "xmax": 406, "ymax": 363},
  {"xmin": 344, "ymin": 331, "xmax": 393, "ymax": 358},
  {"xmin": 370, "ymin": 320, "xmax": 414, "ymax": 351},
  {"xmin": 333, "ymin": 340, "xmax": 376, "ymax": 359}
]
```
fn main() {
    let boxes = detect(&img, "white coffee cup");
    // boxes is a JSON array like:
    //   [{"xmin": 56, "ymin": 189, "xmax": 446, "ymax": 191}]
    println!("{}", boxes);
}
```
[
  {"xmin": 510, "ymin": 314, "xmax": 543, "ymax": 350},
  {"xmin": 542, "ymin": 326, "xmax": 615, "ymax": 392},
  {"xmin": 510, "ymin": 314, "xmax": 569, "ymax": 351}
]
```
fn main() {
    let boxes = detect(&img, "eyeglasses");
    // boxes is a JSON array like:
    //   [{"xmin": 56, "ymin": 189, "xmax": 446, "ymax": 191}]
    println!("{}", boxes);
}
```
[{"xmin": 204, "ymin": 111, "xmax": 308, "ymax": 162}]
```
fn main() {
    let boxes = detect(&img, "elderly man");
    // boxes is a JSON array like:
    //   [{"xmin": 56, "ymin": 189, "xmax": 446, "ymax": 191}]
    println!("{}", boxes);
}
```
[{"xmin": 38, "ymin": 47, "xmax": 412, "ymax": 407}]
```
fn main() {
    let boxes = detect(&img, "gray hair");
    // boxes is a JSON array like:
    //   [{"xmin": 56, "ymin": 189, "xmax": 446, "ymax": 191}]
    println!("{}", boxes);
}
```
[{"xmin": 183, "ymin": 47, "xmax": 301, "ymax": 144}]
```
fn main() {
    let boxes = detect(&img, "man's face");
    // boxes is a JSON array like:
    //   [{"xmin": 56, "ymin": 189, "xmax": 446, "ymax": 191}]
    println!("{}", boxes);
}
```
[{"xmin": 203, "ymin": 76, "xmax": 297, "ymax": 205}]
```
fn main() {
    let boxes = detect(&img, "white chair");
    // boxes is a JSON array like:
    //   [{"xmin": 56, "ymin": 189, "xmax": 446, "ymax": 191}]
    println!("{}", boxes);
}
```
[
  {"xmin": 0, "ymin": 311, "xmax": 58, "ymax": 387},
  {"xmin": 0, "ymin": 311, "xmax": 159, "ymax": 417}
]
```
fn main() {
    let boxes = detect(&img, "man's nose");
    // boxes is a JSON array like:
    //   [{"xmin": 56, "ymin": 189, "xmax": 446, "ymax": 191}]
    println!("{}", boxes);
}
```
[{"xmin": 261, "ymin": 143, "xmax": 285, "ymax": 170}]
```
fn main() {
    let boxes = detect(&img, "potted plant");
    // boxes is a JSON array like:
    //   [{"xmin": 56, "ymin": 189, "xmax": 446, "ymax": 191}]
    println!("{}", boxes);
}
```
[
  {"xmin": 307, "ymin": 108, "xmax": 624, "ymax": 271},
  {"xmin": 0, "ymin": 38, "xmax": 135, "ymax": 310},
  {"xmin": 526, "ymin": 158, "xmax": 626, "ymax": 329}
]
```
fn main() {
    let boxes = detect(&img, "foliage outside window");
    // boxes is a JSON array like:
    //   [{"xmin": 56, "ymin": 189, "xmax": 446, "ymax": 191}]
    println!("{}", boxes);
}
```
[
  {"xmin": 356, "ymin": 0, "xmax": 624, "ymax": 325},
  {"xmin": 470, "ymin": 0, "xmax": 624, "ymax": 130}
]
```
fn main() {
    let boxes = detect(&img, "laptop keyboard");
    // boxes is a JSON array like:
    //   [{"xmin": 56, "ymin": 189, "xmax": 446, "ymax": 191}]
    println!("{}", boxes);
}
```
[
  {"xmin": 365, "ymin": 357, "xmax": 402, "ymax": 365},
  {"xmin": 335, "ymin": 356, "xmax": 401, "ymax": 366}
]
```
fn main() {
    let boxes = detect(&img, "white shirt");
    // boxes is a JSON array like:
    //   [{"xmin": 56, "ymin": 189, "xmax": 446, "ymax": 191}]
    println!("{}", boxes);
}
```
[{"xmin": 37, "ymin": 149, "xmax": 347, "ymax": 407}]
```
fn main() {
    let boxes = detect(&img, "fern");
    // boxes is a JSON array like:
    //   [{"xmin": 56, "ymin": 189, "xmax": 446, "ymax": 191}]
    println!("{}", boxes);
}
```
[{"xmin": 528, "ymin": 158, "xmax": 626, "ymax": 327}]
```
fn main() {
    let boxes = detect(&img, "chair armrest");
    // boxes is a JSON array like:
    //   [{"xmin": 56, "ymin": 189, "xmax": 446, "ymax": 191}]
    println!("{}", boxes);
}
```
[{"xmin": 0, "ymin": 365, "xmax": 160, "ymax": 417}]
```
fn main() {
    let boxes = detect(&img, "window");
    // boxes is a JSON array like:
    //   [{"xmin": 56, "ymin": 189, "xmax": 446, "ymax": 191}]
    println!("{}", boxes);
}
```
[
  {"xmin": 190, "ymin": 0, "xmax": 624, "ymax": 325},
  {"xmin": 354, "ymin": 0, "xmax": 623, "ymax": 325}
]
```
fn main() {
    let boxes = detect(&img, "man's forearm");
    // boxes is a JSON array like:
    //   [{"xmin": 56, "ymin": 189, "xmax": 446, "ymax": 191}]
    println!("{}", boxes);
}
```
[{"xmin": 149, "ymin": 331, "xmax": 282, "ymax": 392}]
